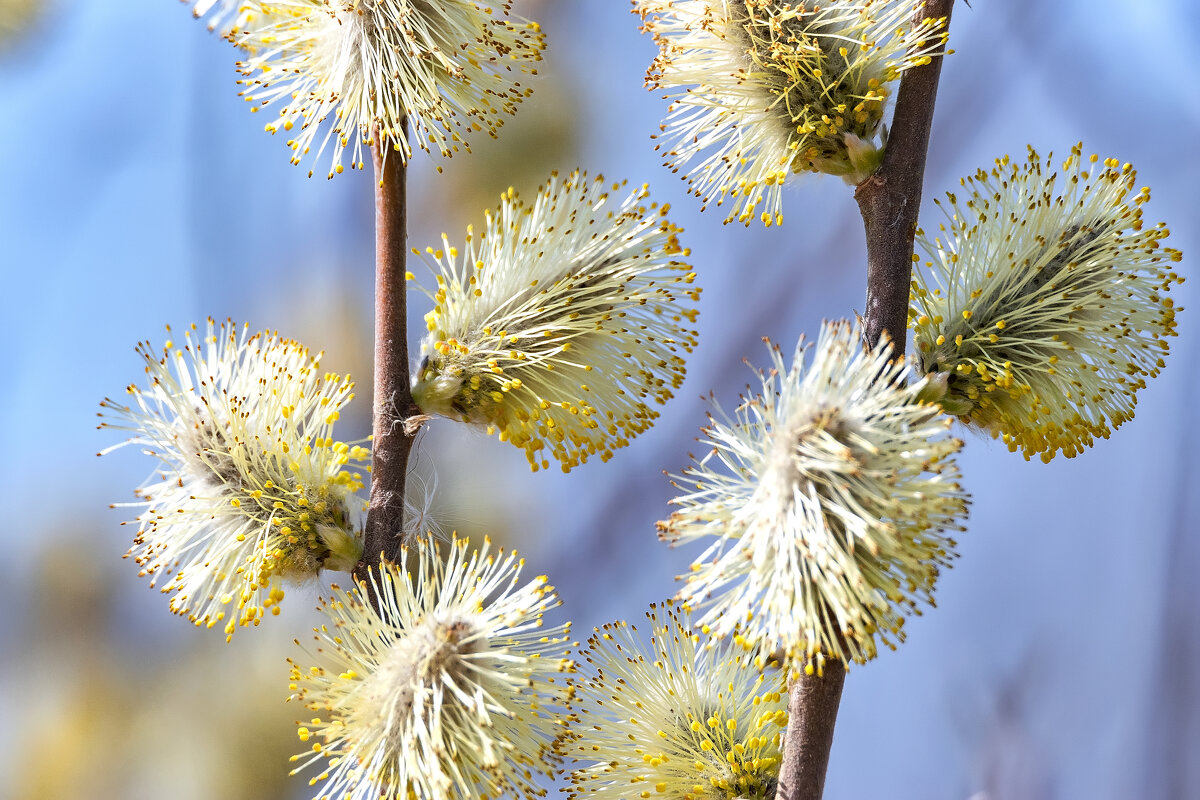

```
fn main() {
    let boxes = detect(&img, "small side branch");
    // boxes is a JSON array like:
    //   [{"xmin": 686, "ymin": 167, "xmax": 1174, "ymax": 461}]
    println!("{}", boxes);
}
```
[
  {"xmin": 775, "ymin": 2, "xmax": 955, "ymax": 798},
  {"xmin": 357, "ymin": 130, "xmax": 420, "ymax": 580}
]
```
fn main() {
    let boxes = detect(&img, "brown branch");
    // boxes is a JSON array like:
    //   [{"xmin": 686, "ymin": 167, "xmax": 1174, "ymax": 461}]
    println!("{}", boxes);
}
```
[
  {"xmin": 775, "ymin": 2, "xmax": 955, "ymax": 798},
  {"xmin": 857, "ymin": 0, "xmax": 956, "ymax": 353},
  {"xmin": 775, "ymin": 662, "xmax": 846, "ymax": 800},
  {"xmin": 356, "ymin": 128, "xmax": 420, "ymax": 581}
]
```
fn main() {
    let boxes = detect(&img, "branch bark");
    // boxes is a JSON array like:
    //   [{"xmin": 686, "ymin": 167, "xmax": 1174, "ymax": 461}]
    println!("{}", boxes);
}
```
[
  {"xmin": 356, "ymin": 130, "xmax": 420, "ymax": 580},
  {"xmin": 857, "ymin": 0, "xmax": 955, "ymax": 353},
  {"xmin": 775, "ymin": 662, "xmax": 846, "ymax": 800},
  {"xmin": 775, "ymin": 3, "xmax": 955, "ymax": 798}
]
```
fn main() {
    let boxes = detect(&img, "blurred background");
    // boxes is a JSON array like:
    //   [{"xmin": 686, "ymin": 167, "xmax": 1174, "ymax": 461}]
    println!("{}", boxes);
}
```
[{"xmin": 2, "ymin": 1, "xmax": 1198, "ymax": 798}]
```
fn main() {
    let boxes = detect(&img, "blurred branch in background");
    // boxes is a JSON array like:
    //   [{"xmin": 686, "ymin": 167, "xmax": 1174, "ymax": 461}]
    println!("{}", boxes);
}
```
[
  {"xmin": 1141, "ymin": 341, "xmax": 1200, "ymax": 798},
  {"xmin": 959, "ymin": 662, "xmax": 1055, "ymax": 800}
]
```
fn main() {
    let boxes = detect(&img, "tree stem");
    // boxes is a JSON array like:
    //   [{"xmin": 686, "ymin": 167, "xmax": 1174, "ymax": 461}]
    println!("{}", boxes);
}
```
[
  {"xmin": 775, "ymin": 3, "xmax": 955, "ymax": 798},
  {"xmin": 356, "ymin": 131, "xmax": 419, "ymax": 580},
  {"xmin": 775, "ymin": 663, "xmax": 846, "ymax": 800},
  {"xmin": 857, "ymin": 0, "xmax": 956, "ymax": 353}
]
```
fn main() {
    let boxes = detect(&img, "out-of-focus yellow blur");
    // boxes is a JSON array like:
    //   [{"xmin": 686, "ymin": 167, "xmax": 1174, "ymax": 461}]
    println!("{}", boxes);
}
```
[{"xmin": 0, "ymin": 0, "xmax": 43, "ymax": 48}]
